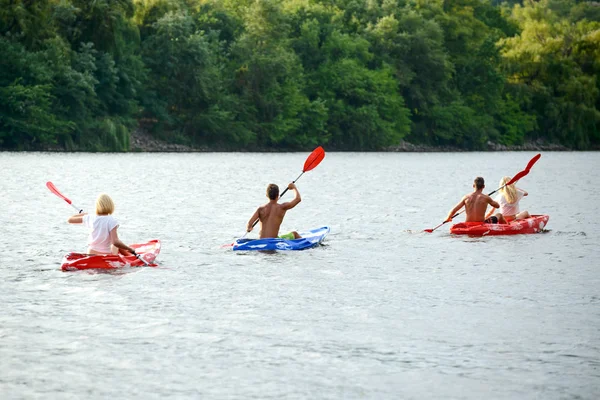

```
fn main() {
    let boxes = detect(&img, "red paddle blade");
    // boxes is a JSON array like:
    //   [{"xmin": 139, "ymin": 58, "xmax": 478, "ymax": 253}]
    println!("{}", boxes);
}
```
[
  {"xmin": 525, "ymin": 153, "xmax": 541, "ymax": 172},
  {"xmin": 506, "ymin": 154, "xmax": 541, "ymax": 186},
  {"xmin": 506, "ymin": 170, "xmax": 528, "ymax": 186},
  {"xmin": 424, "ymin": 229, "xmax": 434, "ymax": 233},
  {"xmin": 303, "ymin": 146, "xmax": 325, "ymax": 172},
  {"xmin": 46, "ymin": 181, "xmax": 73, "ymax": 204}
]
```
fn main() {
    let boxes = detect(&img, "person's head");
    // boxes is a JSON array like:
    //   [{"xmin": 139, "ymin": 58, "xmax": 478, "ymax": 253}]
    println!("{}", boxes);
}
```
[
  {"xmin": 95, "ymin": 193, "xmax": 115, "ymax": 215},
  {"xmin": 499, "ymin": 176, "xmax": 518, "ymax": 203},
  {"xmin": 473, "ymin": 177, "xmax": 485, "ymax": 190},
  {"xmin": 266, "ymin": 184, "xmax": 279, "ymax": 200}
]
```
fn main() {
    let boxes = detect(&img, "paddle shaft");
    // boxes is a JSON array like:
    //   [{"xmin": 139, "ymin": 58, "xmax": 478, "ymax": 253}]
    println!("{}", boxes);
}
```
[
  {"xmin": 69, "ymin": 203, "xmax": 84, "ymax": 214},
  {"xmin": 278, "ymin": 171, "xmax": 304, "ymax": 199}
]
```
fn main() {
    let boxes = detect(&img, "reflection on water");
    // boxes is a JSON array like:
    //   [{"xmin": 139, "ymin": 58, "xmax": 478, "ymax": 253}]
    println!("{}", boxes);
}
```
[{"xmin": 0, "ymin": 151, "xmax": 599, "ymax": 399}]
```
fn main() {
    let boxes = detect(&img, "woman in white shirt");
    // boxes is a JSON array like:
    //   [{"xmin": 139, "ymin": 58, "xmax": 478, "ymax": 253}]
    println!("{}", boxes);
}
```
[
  {"xmin": 486, "ymin": 176, "xmax": 531, "ymax": 223},
  {"xmin": 68, "ymin": 194, "xmax": 136, "ymax": 255}
]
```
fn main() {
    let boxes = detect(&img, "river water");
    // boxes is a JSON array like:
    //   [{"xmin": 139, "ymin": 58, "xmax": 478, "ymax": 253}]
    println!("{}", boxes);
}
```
[{"xmin": 0, "ymin": 152, "xmax": 598, "ymax": 399}]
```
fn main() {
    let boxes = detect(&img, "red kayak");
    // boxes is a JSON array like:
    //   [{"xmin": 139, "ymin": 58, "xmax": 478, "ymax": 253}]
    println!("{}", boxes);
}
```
[
  {"xmin": 61, "ymin": 240, "xmax": 161, "ymax": 271},
  {"xmin": 450, "ymin": 215, "xmax": 549, "ymax": 236}
]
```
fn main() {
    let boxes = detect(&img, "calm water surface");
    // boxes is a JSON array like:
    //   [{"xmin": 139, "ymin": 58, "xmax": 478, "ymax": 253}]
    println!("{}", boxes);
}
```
[{"xmin": 0, "ymin": 152, "xmax": 599, "ymax": 399}]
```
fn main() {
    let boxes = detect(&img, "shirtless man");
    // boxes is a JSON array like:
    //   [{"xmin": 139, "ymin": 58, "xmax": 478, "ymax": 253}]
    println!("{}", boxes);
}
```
[
  {"xmin": 246, "ymin": 183, "xmax": 302, "ymax": 239},
  {"xmin": 446, "ymin": 177, "xmax": 506, "ymax": 224}
]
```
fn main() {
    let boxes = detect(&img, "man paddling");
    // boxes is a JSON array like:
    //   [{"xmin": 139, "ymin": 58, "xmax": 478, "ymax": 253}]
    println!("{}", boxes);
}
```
[
  {"xmin": 246, "ymin": 183, "xmax": 302, "ymax": 239},
  {"xmin": 446, "ymin": 177, "xmax": 506, "ymax": 224}
]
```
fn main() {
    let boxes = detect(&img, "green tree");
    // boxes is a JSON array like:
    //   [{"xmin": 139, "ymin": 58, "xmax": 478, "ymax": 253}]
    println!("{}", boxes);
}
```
[
  {"xmin": 141, "ymin": 9, "xmax": 243, "ymax": 146},
  {"xmin": 500, "ymin": 0, "xmax": 600, "ymax": 148},
  {"xmin": 228, "ymin": 0, "xmax": 327, "ymax": 148}
]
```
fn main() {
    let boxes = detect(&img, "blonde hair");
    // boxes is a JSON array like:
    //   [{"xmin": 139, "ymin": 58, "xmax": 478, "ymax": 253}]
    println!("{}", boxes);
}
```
[
  {"xmin": 95, "ymin": 193, "xmax": 115, "ymax": 215},
  {"xmin": 499, "ymin": 176, "xmax": 518, "ymax": 204}
]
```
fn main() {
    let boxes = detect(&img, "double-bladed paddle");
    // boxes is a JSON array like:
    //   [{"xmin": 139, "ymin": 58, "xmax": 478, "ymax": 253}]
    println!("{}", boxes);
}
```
[
  {"xmin": 224, "ymin": 146, "xmax": 326, "ymax": 247},
  {"xmin": 424, "ymin": 153, "xmax": 541, "ymax": 233},
  {"xmin": 46, "ymin": 181, "xmax": 151, "ymax": 266}
]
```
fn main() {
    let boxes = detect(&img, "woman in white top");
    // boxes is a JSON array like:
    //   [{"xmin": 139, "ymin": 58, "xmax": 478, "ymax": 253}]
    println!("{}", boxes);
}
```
[
  {"xmin": 486, "ymin": 176, "xmax": 531, "ymax": 222},
  {"xmin": 68, "ymin": 194, "xmax": 136, "ymax": 255}
]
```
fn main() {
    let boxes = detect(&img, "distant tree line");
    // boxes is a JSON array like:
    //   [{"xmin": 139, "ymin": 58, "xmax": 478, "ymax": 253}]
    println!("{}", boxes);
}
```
[{"xmin": 1, "ymin": 0, "xmax": 598, "ymax": 151}]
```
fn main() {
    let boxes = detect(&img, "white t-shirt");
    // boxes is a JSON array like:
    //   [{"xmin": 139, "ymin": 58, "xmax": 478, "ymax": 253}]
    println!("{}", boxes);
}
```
[
  {"xmin": 494, "ymin": 189, "xmax": 525, "ymax": 217},
  {"xmin": 82, "ymin": 215, "xmax": 119, "ymax": 253}
]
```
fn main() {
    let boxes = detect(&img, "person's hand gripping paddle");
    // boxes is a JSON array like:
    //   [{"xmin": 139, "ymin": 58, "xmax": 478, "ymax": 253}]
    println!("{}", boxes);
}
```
[
  {"xmin": 424, "ymin": 153, "xmax": 541, "ymax": 233},
  {"xmin": 223, "ymin": 146, "xmax": 326, "ymax": 247},
  {"xmin": 46, "ymin": 181, "xmax": 151, "ymax": 266}
]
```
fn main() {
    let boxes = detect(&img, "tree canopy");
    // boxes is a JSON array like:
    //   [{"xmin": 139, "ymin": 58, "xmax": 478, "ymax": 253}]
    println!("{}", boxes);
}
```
[{"xmin": 1, "ymin": 0, "xmax": 598, "ymax": 151}]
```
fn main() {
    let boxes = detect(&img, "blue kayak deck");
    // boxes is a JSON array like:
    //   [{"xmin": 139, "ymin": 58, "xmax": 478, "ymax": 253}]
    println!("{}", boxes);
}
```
[{"xmin": 232, "ymin": 226, "xmax": 330, "ymax": 251}]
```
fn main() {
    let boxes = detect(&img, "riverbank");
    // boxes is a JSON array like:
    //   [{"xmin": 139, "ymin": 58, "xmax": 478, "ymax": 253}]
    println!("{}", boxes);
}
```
[
  {"xmin": 131, "ymin": 128, "xmax": 574, "ymax": 152},
  {"xmin": 0, "ymin": 127, "xmax": 585, "ymax": 152},
  {"xmin": 386, "ymin": 140, "xmax": 571, "ymax": 152}
]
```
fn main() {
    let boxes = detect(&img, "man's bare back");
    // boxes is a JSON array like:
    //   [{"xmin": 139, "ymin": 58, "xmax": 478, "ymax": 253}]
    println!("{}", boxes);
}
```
[
  {"xmin": 446, "ymin": 177, "xmax": 500, "ymax": 223},
  {"xmin": 257, "ymin": 202, "xmax": 288, "ymax": 238},
  {"xmin": 462, "ymin": 191, "xmax": 497, "ymax": 222},
  {"xmin": 246, "ymin": 183, "xmax": 302, "ymax": 239}
]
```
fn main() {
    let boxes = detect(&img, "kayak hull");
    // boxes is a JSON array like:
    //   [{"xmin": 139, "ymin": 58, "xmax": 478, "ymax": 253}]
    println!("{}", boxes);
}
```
[
  {"xmin": 450, "ymin": 215, "xmax": 549, "ymax": 236},
  {"xmin": 61, "ymin": 240, "xmax": 161, "ymax": 271},
  {"xmin": 233, "ymin": 226, "xmax": 330, "ymax": 251}
]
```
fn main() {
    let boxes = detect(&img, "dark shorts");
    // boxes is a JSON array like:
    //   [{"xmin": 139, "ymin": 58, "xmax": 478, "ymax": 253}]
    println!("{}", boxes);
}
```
[{"xmin": 485, "ymin": 216, "xmax": 499, "ymax": 224}]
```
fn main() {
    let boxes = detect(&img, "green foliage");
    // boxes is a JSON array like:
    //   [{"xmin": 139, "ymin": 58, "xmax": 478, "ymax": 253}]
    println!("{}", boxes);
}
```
[
  {"xmin": 311, "ymin": 37, "xmax": 411, "ymax": 149},
  {"xmin": 227, "ymin": 0, "xmax": 329, "ymax": 149},
  {"xmin": 0, "ymin": 36, "xmax": 74, "ymax": 149},
  {"xmin": 80, "ymin": 117, "xmax": 132, "ymax": 151},
  {"xmin": 500, "ymin": 0, "xmax": 600, "ymax": 149},
  {"xmin": 0, "ymin": 0, "xmax": 599, "ymax": 150},
  {"xmin": 0, "ymin": 80, "xmax": 74, "ymax": 149},
  {"xmin": 494, "ymin": 94, "xmax": 537, "ymax": 145},
  {"xmin": 140, "ymin": 9, "xmax": 244, "ymax": 146}
]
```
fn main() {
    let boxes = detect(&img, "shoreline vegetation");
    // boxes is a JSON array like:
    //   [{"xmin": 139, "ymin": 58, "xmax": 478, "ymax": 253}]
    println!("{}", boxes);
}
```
[
  {"xmin": 16, "ymin": 125, "xmax": 576, "ymax": 152},
  {"xmin": 1, "ymin": 0, "xmax": 599, "ymax": 152},
  {"xmin": 129, "ymin": 127, "xmax": 577, "ymax": 152}
]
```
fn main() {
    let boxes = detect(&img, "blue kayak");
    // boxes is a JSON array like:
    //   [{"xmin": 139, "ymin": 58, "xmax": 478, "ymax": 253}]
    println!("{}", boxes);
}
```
[{"xmin": 233, "ymin": 226, "xmax": 330, "ymax": 251}]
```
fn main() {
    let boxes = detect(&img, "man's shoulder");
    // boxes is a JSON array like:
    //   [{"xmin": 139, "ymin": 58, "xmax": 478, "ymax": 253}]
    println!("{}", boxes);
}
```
[{"xmin": 273, "ymin": 202, "xmax": 290, "ymax": 212}]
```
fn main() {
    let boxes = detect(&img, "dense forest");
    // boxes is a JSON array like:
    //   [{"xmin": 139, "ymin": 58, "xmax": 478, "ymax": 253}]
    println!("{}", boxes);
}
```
[{"xmin": 0, "ymin": 0, "xmax": 599, "ymax": 151}]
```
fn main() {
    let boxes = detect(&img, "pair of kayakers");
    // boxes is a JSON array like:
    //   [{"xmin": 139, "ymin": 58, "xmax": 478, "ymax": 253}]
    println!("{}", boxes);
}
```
[
  {"xmin": 68, "ymin": 183, "xmax": 302, "ymax": 255},
  {"xmin": 445, "ymin": 176, "xmax": 529, "ymax": 224}
]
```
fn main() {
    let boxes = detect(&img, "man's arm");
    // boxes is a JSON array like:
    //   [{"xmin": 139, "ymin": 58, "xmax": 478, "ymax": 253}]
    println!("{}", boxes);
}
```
[
  {"xmin": 487, "ymin": 196, "xmax": 500, "ymax": 209},
  {"xmin": 446, "ymin": 198, "xmax": 465, "ymax": 222},
  {"xmin": 246, "ymin": 208, "xmax": 260, "ymax": 232},
  {"xmin": 281, "ymin": 183, "xmax": 301, "ymax": 210},
  {"xmin": 485, "ymin": 195, "xmax": 499, "ymax": 218},
  {"xmin": 67, "ymin": 213, "xmax": 87, "ymax": 224}
]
